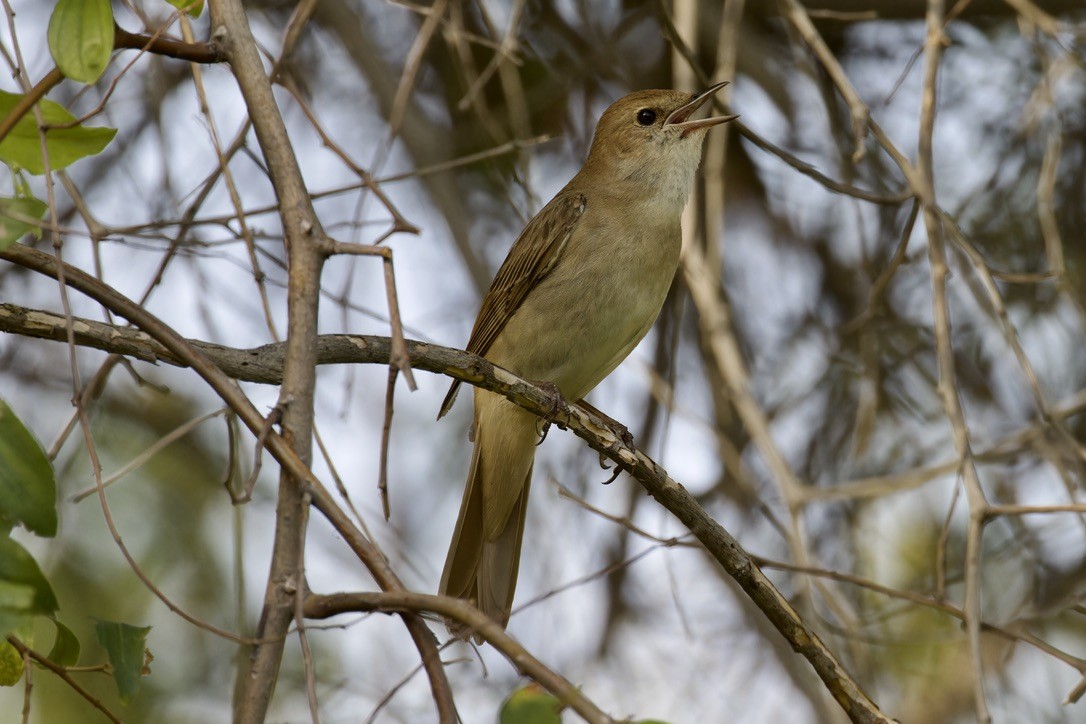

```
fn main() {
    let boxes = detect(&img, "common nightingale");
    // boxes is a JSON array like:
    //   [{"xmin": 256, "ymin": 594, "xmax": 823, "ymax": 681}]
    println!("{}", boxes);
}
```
[{"xmin": 438, "ymin": 84, "xmax": 737, "ymax": 633}]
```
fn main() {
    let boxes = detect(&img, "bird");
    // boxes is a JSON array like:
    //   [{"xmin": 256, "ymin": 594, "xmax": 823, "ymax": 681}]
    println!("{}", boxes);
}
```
[{"xmin": 437, "ymin": 83, "xmax": 737, "ymax": 635}]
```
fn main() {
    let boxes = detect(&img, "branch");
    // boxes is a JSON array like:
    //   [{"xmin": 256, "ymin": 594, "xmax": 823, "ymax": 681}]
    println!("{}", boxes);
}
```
[
  {"xmin": 0, "ymin": 259, "xmax": 890, "ymax": 723},
  {"xmin": 304, "ymin": 592, "xmax": 614, "ymax": 724},
  {"xmin": 113, "ymin": 23, "xmax": 225, "ymax": 64},
  {"xmin": 6, "ymin": 636, "xmax": 121, "ymax": 724},
  {"xmin": 0, "ymin": 301, "xmax": 482, "ymax": 386},
  {"xmin": 11, "ymin": 298, "xmax": 1081, "ymax": 505}
]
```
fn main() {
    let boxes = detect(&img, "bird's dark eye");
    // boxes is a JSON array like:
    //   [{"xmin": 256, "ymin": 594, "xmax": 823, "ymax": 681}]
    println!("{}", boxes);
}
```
[{"xmin": 636, "ymin": 108, "xmax": 657, "ymax": 126}]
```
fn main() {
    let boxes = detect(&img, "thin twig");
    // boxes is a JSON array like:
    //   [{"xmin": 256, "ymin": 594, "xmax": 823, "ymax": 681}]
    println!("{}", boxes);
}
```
[
  {"xmin": 6, "ymin": 637, "xmax": 122, "ymax": 724},
  {"xmin": 113, "ymin": 22, "xmax": 224, "ymax": 63},
  {"xmin": 181, "ymin": 13, "xmax": 280, "ymax": 339},
  {"xmin": 379, "ymin": 367, "xmax": 397, "ymax": 519},
  {"xmin": 324, "ymin": 241, "xmax": 417, "ymax": 389},
  {"xmin": 295, "ymin": 489, "xmax": 321, "ymax": 724},
  {"xmin": 388, "ymin": 0, "xmax": 449, "ymax": 137},
  {"xmin": 70, "ymin": 407, "xmax": 228, "ymax": 503},
  {"xmin": 915, "ymin": 2, "xmax": 991, "ymax": 720},
  {"xmin": 779, "ymin": 0, "xmax": 869, "ymax": 162}
]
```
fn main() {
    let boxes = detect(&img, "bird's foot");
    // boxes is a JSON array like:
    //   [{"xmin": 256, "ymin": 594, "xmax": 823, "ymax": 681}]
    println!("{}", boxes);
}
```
[
  {"xmin": 533, "ymin": 381, "xmax": 569, "ymax": 445},
  {"xmin": 600, "ymin": 460, "xmax": 624, "ymax": 485}
]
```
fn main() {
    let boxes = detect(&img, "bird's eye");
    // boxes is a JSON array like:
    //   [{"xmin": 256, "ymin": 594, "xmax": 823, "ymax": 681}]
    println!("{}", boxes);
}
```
[{"xmin": 636, "ymin": 109, "xmax": 657, "ymax": 126}]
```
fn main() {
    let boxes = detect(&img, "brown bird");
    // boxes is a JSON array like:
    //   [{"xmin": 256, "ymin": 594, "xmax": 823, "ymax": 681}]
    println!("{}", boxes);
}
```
[{"xmin": 438, "ymin": 84, "xmax": 737, "ymax": 633}]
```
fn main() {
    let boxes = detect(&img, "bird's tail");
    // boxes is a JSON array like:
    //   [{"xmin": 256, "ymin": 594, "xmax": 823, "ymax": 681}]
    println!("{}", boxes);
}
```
[{"xmin": 439, "ymin": 391, "xmax": 537, "ymax": 637}]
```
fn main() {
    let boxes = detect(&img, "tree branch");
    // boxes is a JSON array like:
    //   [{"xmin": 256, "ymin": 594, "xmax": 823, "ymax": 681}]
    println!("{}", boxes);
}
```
[
  {"xmin": 113, "ymin": 23, "xmax": 225, "ymax": 64},
  {"xmin": 208, "ymin": 0, "xmax": 329, "ymax": 717},
  {"xmin": 0, "ymin": 251, "xmax": 890, "ymax": 723},
  {"xmin": 304, "ymin": 592, "xmax": 614, "ymax": 724}
]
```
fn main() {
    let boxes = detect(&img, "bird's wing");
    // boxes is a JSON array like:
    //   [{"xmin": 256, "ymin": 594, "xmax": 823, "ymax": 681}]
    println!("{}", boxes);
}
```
[{"xmin": 438, "ymin": 191, "xmax": 587, "ymax": 419}]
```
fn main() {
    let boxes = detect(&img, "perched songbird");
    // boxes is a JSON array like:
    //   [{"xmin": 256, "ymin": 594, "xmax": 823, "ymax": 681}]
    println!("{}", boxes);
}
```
[{"xmin": 438, "ymin": 84, "xmax": 737, "ymax": 633}]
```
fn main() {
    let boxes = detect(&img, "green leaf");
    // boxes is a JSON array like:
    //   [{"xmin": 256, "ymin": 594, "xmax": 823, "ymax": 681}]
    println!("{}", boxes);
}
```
[
  {"xmin": 47, "ymin": 0, "xmax": 114, "ymax": 84},
  {"xmin": 0, "ymin": 639, "xmax": 23, "ymax": 687},
  {"xmin": 0, "ymin": 196, "xmax": 47, "ymax": 248},
  {"xmin": 94, "ymin": 620, "xmax": 151, "ymax": 703},
  {"xmin": 0, "ymin": 611, "xmax": 30, "ymax": 643},
  {"xmin": 0, "ymin": 399, "xmax": 57, "ymax": 537},
  {"xmin": 165, "ymin": 0, "xmax": 204, "ymax": 18},
  {"xmin": 0, "ymin": 91, "xmax": 117, "ymax": 175},
  {"xmin": 47, "ymin": 620, "xmax": 80, "ymax": 667},
  {"xmin": 0, "ymin": 538, "xmax": 58, "ymax": 632},
  {"xmin": 500, "ymin": 683, "xmax": 563, "ymax": 724},
  {"xmin": 0, "ymin": 581, "xmax": 36, "ymax": 610}
]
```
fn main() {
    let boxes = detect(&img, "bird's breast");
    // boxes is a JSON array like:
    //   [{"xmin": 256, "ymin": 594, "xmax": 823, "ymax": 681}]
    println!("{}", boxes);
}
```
[{"xmin": 487, "ymin": 205, "xmax": 681, "ymax": 399}]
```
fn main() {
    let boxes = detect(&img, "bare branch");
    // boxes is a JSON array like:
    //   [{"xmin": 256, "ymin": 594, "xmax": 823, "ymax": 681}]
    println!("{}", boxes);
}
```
[{"xmin": 306, "ymin": 591, "xmax": 615, "ymax": 724}]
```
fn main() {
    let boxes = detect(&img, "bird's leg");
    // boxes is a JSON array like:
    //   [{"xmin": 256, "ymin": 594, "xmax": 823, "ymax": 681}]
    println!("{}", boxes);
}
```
[
  {"xmin": 577, "ymin": 399, "xmax": 635, "ymax": 448},
  {"xmin": 533, "ymin": 381, "xmax": 570, "ymax": 445}
]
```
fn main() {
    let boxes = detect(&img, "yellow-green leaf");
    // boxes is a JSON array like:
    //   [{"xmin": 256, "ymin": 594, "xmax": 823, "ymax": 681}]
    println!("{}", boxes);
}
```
[
  {"xmin": 500, "ymin": 683, "xmax": 562, "ymax": 724},
  {"xmin": 47, "ymin": 0, "xmax": 114, "ymax": 84},
  {"xmin": 0, "ymin": 91, "xmax": 116, "ymax": 175},
  {"xmin": 0, "ymin": 196, "xmax": 46, "ymax": 249},
  {"xmin": 0, "ymin": 639, "xmax": 23, "ymax": 687},
  {"xmin": 165, "ymin": 0, "xmax": 204, "ymax": 18}
]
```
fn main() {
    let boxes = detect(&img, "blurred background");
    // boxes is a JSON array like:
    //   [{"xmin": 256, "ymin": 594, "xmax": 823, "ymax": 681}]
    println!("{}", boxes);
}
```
[{"xmin": 2, "ymin": 0, "xmax": 1086, "ymax": 721}]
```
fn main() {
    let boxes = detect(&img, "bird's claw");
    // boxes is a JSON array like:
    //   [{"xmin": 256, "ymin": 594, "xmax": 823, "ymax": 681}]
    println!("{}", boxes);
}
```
[
  {"xmin": 536, "ymin": 419, "xmax": 551, "ymax": 445},
  {"xmin": 598, "ymin": 451, "xmax": 625, "ymax": 484}
]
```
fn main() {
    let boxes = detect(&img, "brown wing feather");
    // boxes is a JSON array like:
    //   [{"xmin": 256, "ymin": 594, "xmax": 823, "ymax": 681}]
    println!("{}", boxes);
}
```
[{"xmin": 438, "ymin": 191, "xmax": 587, "ymax": 418}]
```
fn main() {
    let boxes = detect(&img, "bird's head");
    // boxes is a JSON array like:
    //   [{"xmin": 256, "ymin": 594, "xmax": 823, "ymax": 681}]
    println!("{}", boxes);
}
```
[{"xmin": 581, "ymin": 83, "xmax": 737, "ymax": 206}]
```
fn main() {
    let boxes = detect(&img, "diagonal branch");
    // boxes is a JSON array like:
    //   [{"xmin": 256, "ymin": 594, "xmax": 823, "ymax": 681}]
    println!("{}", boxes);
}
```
[{"xmin": 0, "ymin": 248, "xmax": 891, "ymax": 723}]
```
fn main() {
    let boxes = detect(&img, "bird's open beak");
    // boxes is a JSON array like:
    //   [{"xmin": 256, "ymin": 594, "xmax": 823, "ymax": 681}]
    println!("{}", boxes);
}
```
[{"xmin": 664, "ymin": 81, "xmax": 739, "ymax": 137}]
